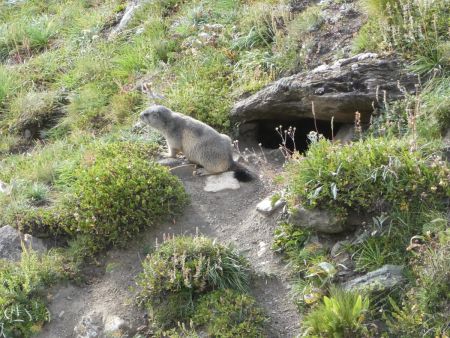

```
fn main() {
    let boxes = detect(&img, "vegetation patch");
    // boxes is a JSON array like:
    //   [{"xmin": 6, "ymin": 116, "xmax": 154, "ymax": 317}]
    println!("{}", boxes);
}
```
[
  {"xmin": 286, "ymin": 137, "xmax": 449, "ymax": 218},
  {"xmin": 302, "ymin": 287, "xmax": 371, "ymax": 337},
  {"xmin": 385, "ymin": 231, "xmax": 450, "ymax": 336},
  {"xmin": 192, "ymin": 288, "xmax": 267, "ymax": 337},
  {"xmin": 138, "ymin": 235, "xmax": 251, "ymax": 330},
  {"xmin": 60, "ymin": 141, "xmax": 187, "ymax": 247},
  {"xmin": 354, "ymin": 0, "xmax": 449, "ymax": 75},
  {"xmin": 0, "ymin": 250, "xmax": 68, "ymax": 337}
]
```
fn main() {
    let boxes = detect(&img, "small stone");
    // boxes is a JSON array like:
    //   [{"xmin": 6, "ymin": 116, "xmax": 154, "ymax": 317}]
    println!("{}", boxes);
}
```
[
  {"xmin": 198, "ymin": 32, "xmax": 211, "ymax": 41},
  {"xmin": 58, "ymin": 311, "xmax": 65, "ymax": 318},
  {"xmin": 330, "ymin": 240, "xmax": 350, "ymax": 257},
  {"xmin": 74, "ymin": 312, "xmax": 102, "ymax": 338},
  {"xmin": 0, "ymin": 180, "xmax": 9, "ymax": 194},
  {"xmin": 343, "ymin": 265, "xmax": 404, "ymax": 292},
  {"xmin": 257, "ymin": 241, "xmax": 267, "ymax": 257},
  {"xmin": 104, "ymin": 315, "xmax": 130, "ymax": 336},
  {"xmin": 256, "ymin": 194, "xmax": 285, "ymax": 215},
  {"xmin": 169, "ymin": 164, "xmax": 196, "ymax": 178},
  {"xmin": 204, "ymin": 172, "xmax": 240, "ymax": 192},
  {"xmin": 288, "ymin": 206, "xmax": 343, "ymax": 233},
  {"xmin": 203, "ymin": 23, "xmax": 224, "ymax": 32}
]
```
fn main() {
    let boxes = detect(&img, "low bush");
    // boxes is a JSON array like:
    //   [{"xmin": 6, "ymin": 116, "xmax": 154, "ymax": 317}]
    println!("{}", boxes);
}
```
[
  {"xmin": 138, "ymin": 235, "xmax": 250, "ymax": 328},
  {"xmin": 60, "ymin": 141, "xmax": 187, "ymax": 248},
  {"xmin": 286, "ymin": 137, "xmax": 450, "ymax": 218},
  {"xmin": 302, "ymin": 287, "xmax": 370, "ymax": 337},
  {"xmin": 193, "ymin": 289, "xmax": 267, "ymax": 337}
]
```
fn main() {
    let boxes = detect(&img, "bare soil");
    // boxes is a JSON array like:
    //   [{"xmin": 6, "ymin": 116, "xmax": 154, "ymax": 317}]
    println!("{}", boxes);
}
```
[{"xmin": 36, "ymin": 153, "xmax": 300, "ymax": 338}]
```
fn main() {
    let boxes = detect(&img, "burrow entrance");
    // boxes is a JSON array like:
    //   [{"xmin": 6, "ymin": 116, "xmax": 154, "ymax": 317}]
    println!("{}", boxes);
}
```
[{"xmin": 240, "ymin": 118, "xmax": 344, "ymax": 153}]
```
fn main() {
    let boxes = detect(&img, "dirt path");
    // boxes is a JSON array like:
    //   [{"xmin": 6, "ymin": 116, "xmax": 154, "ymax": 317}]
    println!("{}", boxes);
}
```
[{"xmin": 36, "ymin": 158, "xmax": 300, "ymax": 338}]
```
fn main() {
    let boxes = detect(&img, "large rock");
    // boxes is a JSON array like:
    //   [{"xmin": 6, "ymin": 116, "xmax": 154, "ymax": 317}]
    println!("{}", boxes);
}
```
[
  {"xmin": 288, "ymin": 206, "xmax": 364, "ymax": 233},
  {"xmin": 231, "ymin": 54, "xmax": 419, "ymax": 125},
  {"xmin": 0, "ymin": 225, "xmax": 48, "ymax": 261},
  {"xmin": 0, "ymin": 226, "xmax": 23, "ymax": 261},
  {"xmin": 343, "ymin": 265, "xmax": 404, "ymax": 292}
]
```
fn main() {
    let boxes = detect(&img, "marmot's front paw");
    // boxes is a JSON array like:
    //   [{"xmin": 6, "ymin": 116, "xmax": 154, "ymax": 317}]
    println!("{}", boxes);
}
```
[{"xmin": 194, "ymin": 168, "xmax": 209, "ymax": 176}]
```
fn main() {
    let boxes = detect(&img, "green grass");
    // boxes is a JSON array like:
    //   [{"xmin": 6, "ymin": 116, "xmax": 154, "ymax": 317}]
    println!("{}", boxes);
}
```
[
  {"xmin": 355, "ymin": 0, "xmax": 449, "ymax": 75},
  {"xmin": 0, "ymin": 65, "xmax": 17, "ymax": 106},
  {"xmin": 385, "ymin": 231, "xmax": 450, "ymax": 336}
]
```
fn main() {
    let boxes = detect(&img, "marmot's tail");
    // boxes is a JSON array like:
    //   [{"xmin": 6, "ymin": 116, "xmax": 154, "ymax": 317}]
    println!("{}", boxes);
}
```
[{"xmin": 232, "ymin": 162, "xmax": 253, "ymax": 182}]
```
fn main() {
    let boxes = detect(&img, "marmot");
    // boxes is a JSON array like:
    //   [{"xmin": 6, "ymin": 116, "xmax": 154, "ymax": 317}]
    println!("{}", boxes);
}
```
[{"xmin": 139, "ymin": 105, "xmax": 252, "ymax": 182}]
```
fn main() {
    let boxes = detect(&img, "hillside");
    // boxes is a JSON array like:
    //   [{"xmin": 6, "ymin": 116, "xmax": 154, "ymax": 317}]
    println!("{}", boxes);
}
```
[{"xmin": 0, "ymin": 0, "xmax": 449, "ymax": 337}]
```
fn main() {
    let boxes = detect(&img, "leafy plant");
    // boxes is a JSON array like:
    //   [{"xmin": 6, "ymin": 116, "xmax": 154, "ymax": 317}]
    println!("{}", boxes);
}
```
[
  {"xmin": 302, "ymin": 287, "xmax": 370, "ymax": 337},
  {"xmin": 354, "ymin": 237, "xmax": 394, "ymax": 272}
]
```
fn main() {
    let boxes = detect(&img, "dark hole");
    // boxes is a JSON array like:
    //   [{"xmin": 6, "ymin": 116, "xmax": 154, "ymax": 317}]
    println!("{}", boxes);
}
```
[{"xmin": 256, "ymin": 118, "xmax": 342, "ymax": 152}]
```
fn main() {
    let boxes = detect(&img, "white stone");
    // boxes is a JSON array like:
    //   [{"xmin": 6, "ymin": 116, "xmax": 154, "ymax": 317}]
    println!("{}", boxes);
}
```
[
  {"xmin": 0, "ymin": 181, "xmax": 9, "ymax": 194},
  {"xmin": 257, "ymin": 241, "xmax": 267, "ymax": 257},
  {"xmin": 256, "ymin": 194, "xmax": 285, "ymax": 215},
  {"xmin": 357, "ymin": 52, "xmax": 378, "ymax": 61},
  {"xmin": 198, "ymin": 32, "xmax": 211, "ymax": 41},
  {"xmin": 74, "ymin": 312, "xmax": 102, "ymax": 338},
  {"xmin": 204, "ymin": 172, "xmax": 240, "ymax": 192},
  {"xmin": 104, "ymin": 315, "xmax": 129, "ymax": 335},
  {"xmin": 312, "ymin": 64, "xmax": 329, "ymax": 73}
]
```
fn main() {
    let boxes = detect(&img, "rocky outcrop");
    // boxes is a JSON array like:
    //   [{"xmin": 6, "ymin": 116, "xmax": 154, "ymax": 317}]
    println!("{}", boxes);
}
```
[
  {"xmin": 231, "ymin": 54, "xmax": 419, "ymax": 125},
  {"xmin": 343, "ymin": 265, "xmax": 404, "ymax": 292}
]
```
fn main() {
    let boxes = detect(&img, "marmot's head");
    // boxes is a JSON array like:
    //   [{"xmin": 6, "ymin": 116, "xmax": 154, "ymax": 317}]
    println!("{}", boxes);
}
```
[{"xmin": 140, "ymin": 105, "xmax": 172, "ymax": 129}]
